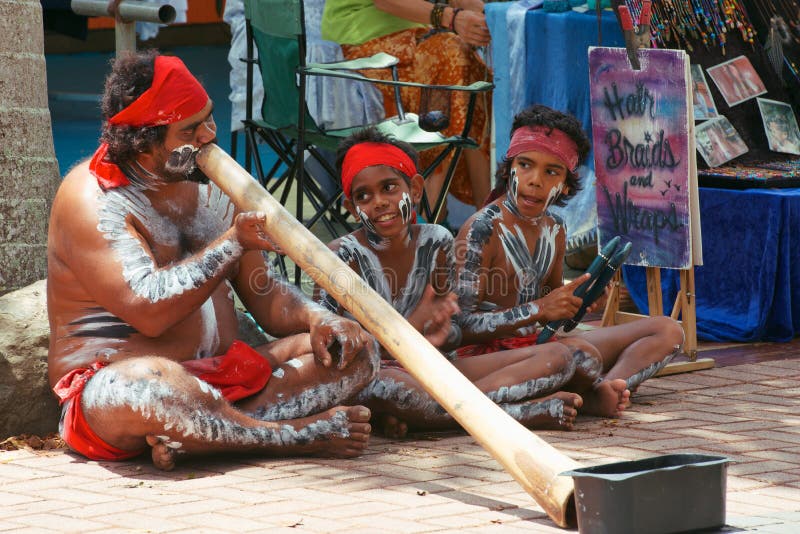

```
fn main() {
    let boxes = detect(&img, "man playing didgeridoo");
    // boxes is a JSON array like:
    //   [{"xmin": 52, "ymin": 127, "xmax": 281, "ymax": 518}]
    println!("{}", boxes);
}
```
[
  {"xmin": 47, "ymin": 50, "xmax": 379, "ymax": 470},
  {"xmin": 318, "ymin": 128, "xmax": 584, "ymax": 438},
  {"xmin": 455, "ymin": 105, "xmax": 685, "ymax": 418}
]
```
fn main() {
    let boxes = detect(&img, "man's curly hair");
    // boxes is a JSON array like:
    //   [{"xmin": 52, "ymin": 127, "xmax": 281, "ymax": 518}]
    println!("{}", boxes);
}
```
[
  {"xmin": 489, "ymin": 104, "xmax": 591, "ymax": 207},
  {"xmin": 99, "ymin": 50, "xmax": 167, "ymax": 166}
]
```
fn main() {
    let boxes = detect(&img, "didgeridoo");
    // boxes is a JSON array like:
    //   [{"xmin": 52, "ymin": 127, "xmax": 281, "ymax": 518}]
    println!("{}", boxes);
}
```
[{"xmin": 196, "ymin": 144, "xmax": 581, "ymax": 528}]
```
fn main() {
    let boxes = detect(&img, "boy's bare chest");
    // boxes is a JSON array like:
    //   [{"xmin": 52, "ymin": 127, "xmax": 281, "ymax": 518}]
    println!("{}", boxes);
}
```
[{"xmin": 486, "ymin": 217, "xmax": 561, "ymax": 303}]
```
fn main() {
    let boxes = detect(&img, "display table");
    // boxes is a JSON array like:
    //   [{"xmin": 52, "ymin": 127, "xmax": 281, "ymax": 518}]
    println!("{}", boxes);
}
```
[{"xmin": 624, "ymin": 187, "xmax": 800, "ymax": 342}]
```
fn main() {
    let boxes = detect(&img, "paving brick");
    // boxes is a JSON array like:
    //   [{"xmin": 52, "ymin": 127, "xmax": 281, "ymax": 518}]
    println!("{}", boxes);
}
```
[
  {"xmin": 10, "ymin": 513, "xmax": 112, "ymax": 531},
  {"xmin": 729, "ymin": 460, "xmax": 799, "ymax": 476},
  {"xmin": 3, "ymin": 358, "xmax": 800, "ymax": 533}
]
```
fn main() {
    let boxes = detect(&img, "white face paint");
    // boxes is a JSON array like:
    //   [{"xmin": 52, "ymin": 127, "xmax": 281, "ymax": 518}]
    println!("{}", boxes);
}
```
[
  {"xmin": 272, "ymin": 368, "xmax": 285, "ymax": 379},
  {"xmin": 285, "ymin": 359, "xmax": 303, "ymax": 369},
  {"xmin": 398, "ymin": 191, "xmax": 413, "ymax": 226},
  {"xmin": 543, "ymin": 184, "xmax": 562, "ymax": 210}
]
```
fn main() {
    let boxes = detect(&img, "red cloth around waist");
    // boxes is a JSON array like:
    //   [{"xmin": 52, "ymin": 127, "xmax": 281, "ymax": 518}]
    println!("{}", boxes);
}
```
[
  {"xmin": 53, "ymin": 340, "xmax": 271, "ymax": 461},
  {"xmin": 454, "ymin": 331, "xmax": 547, "ymax": 358}
]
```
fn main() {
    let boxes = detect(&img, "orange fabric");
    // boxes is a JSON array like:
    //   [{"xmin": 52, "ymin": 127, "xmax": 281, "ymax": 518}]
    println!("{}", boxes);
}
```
[
  {"xmin": 341, "ymin": 28, "xmax": 491, "ymax": 206},
  {"xmin": 455, "ymin": 332, "xmax": 548, "ymax": 359},
  {"xmin": 53, "ymin": 341, "xmax": 271, "ymax": 461}
]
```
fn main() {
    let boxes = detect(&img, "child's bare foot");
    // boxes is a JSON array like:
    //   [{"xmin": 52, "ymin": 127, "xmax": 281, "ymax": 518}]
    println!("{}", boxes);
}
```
[
  {"xmin": 581, "ymin": 379, "xmax": 630, "ymax": 418},
  {"xmin": 375, "ymin": 414, "xmax": 408, "ymax": 439},
  {"xmin": 506, "ymin": 391, "xmax": 583, "ymax": 430},
  {"xmin": 146, "ymin": 435, "xmax": 178, "ymax": 471}
]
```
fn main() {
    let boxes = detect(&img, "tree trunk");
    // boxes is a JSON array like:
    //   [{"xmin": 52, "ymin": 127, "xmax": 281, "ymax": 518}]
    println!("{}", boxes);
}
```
[{"xmin": 0, "ymin": 0, "xmax": 60, "ymax": 295}]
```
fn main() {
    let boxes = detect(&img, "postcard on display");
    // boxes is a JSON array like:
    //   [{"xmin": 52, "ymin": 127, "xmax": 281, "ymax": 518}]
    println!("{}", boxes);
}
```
[
  {"xmin": 690, "ymin": 64, "xmax": 718, "ymax": 120},
  {"xmin": 757, "ymin": 97, "xmax": 800, "ymax": 156},
  {"xmin": 695, "ymin": 116, "xmax": 749, "ymax": 167},
  {"xmin": 588, "ymin": 47, "xmax": 702, "ymax": 269},
  {"xmin": 706, "ymin": 55, "xmax": 767, "ymax": 107}
]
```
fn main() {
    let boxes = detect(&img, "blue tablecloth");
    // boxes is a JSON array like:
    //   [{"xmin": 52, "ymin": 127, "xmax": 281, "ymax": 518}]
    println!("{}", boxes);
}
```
[{"xmin": 624, "ymin": 187, "xmax": 800, "ymax": 342}]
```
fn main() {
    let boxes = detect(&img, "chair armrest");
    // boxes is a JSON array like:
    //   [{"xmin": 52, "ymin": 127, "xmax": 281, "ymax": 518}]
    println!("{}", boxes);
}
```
[
  {"xmin": 300, "ymin": 65, "xmax": 494, "ymax": 93},
  {"xmin": 307, "ymin": 52, "xmax": 400, "ymax": 71}
]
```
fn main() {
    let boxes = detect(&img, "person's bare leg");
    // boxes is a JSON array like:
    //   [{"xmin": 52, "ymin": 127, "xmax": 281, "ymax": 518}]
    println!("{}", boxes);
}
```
[
  {"xmin": 239, "ymin": 335, "xmax": 380, "ymax": 421},
  {"xmin": 358, "ymin": 343, "xmax": 581, "ymax": 434},
  {"xmin": 577, "ymin": 316, "xmax": 684, "ymax": 391},
  {"xmin": 81, "ymin": 356, "xmax": 374, "ymax": 470},
  {"xmin": 558, "ymin": 337, "xmax": 629, "ymax": 418},
  {"xmin": 464, "ymin": 148, "xmax": 490, "ymax": 207}
]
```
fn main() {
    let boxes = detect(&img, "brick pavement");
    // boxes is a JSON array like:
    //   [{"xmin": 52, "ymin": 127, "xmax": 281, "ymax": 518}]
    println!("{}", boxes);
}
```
[{"xmin": 1, "ymin": 359, "xmax": 799, "ymax": 533}]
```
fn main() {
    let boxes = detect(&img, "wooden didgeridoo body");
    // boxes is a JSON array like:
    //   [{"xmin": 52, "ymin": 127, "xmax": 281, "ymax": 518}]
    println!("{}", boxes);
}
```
[{"xmin": 196, "ymin": 144, "xmax": 581, "ymax": 527}]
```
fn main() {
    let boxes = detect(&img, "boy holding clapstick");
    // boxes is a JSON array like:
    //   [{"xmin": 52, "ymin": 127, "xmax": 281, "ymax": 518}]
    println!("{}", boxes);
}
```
[
  {"xmin": 454, "ymin": 105, "xmax": 684, "ymax": 417},
  {"xmin": 317, "ymin": 127, "xmax": 586, "ymax": 437}
]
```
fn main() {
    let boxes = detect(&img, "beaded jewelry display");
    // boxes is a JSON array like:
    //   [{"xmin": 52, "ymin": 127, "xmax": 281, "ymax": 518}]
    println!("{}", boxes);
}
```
[{"xmin": 622, "ymin": 0, "xmax": 756, "ymax": 54}]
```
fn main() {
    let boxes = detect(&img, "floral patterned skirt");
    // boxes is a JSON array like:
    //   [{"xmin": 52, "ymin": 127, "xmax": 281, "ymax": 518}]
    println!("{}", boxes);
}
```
[{"xmin": 342, "ymin": 28, "xmax": 492, "ymax": 206}]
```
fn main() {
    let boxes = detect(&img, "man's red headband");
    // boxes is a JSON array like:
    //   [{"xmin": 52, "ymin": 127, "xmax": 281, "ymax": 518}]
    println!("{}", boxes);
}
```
[
  {"xmin": 108, "ymin": 55, "xmax": 209, "ymax": 127},
  {"xmin": 506, "ymin": 125, "xmax": 579, "ymax": 172},
  {"xmin": 91, "ymin": 55, "xmax": 209, "ymax": 189},
  {"xmin": 340, "ymin": 142, "xmax": 417, "ymax": 199}
]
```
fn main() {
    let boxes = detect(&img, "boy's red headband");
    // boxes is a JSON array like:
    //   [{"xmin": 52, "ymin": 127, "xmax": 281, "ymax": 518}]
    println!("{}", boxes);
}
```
[
  {"xmin": 506, "ymin": 125, "xmax": 579, "ymax": 172},
  {"xmin": 108, "ymin": 55, "xmax": 209, "ymax": 127},
  {"xmin": 340, "ymin": 142, "xmax": 417, "ymax": 199}
]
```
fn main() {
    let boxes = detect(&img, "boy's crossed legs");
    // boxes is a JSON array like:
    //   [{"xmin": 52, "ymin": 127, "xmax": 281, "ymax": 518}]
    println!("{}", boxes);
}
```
[{"xmin": 356, "ymin": 342, "xmax": 585, "ymax": 438}]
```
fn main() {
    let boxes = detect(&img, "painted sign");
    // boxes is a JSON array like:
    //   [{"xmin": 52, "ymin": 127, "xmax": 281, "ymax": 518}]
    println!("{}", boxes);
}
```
[{"xmin": 589, "ymin": 47, "xmax": 699, "ymax": 269}]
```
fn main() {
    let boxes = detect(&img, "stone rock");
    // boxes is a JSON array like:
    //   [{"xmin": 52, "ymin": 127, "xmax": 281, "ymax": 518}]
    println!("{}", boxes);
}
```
[{"xmin": 0, "ymin": 279, "xmax": 59, "ymax": 438}]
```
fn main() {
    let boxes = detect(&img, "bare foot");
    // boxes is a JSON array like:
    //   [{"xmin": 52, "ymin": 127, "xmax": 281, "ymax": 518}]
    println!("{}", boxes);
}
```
[
  {"xmin": 506, "ymin": 391, "xmax": 583, "ymax": 430},
  {"xmin": 286, "ymin": 405, "xmax": 372, "ymax": 458},
  {"xmin": 581, "ymin": 379, "xmax": 630, "ymax": 418},
  {"xmin": 374, "ymin": 414, "xmax": 409, "ymax": 439},
  {"xmin": 146, "ymin": 435, "xmax": 178, "ymax": 471}
]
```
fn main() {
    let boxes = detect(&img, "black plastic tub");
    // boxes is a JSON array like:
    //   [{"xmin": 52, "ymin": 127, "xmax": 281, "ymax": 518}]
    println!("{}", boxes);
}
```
[{"xmin": 561, "ymin": 454, "xmax": 730, "ymax": 534}]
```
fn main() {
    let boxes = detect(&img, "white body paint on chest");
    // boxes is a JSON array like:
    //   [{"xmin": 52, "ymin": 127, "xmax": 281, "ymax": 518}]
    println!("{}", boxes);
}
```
[
  {"xmin": 321, "ymin": 225, "xmax": 453, "ymax": 318},
  {"xmin": 96, "ymin": 183, "xmax": 240, "ymax": 303}
]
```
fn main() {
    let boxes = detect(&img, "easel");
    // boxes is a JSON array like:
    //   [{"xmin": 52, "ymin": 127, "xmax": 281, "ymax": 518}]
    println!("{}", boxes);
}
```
[
  {"xmin": 601, "ymin": 1, "xmax": 714, "ymax": 375},
  {"xmin": 601, "ymin": 268, "xmax": 714, "ymax": 375}
]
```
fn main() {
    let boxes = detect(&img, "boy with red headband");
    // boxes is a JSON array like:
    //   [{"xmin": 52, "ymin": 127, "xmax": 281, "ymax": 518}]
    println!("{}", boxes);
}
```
[
  {"xmin": 318, "ymin": 127, "xmax": 585, "ymax": 437},
  {"xmin": 455, "ymin": 105, "xmax": 684, "ymax": 417},
  {"xmin": 47, "ymin": 51, "xmax": 379, "ymax": 470}
]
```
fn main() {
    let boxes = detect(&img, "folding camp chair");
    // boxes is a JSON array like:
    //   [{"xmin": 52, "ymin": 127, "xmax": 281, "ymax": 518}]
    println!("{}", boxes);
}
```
[{"xmin": 241, "ymin": 0, "xmax": 492, "ymax": 280}]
